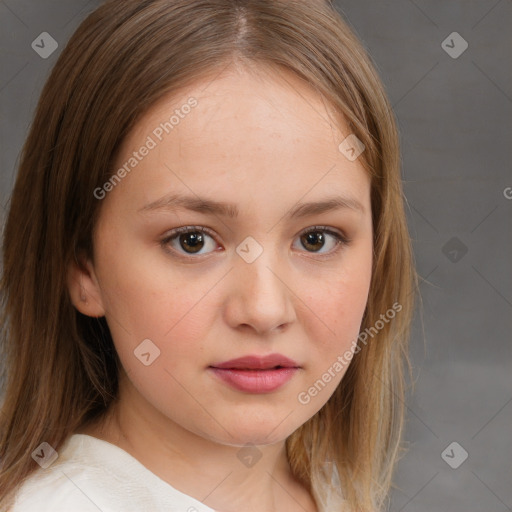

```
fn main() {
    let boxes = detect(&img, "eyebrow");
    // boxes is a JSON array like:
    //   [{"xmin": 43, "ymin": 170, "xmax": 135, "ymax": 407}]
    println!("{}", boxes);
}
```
[{"xmin": 139, "ymin": 193, "xmax": 365, "ymax": 219}]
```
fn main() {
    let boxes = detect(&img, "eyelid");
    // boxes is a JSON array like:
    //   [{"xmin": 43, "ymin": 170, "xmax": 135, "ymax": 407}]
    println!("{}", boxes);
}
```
[
  {"xmin": 293, "ymin": 225, "xmax": 351, "ymax": 260},
  {"xmin": 298, "ymin": 225, "xmax": 351, "ymax": 244},
  {"xmin": 165, "ymin": 225, "xmax": 217, "ymax": 238},
  {"xmin": 160, "ymin": 224, "xmax": 351, "ymax": 259}
]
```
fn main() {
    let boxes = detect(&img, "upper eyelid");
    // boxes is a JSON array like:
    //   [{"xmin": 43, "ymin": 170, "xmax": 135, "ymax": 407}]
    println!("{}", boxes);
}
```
[
  {"xmin": 163, "ymin": 225, "xmax": 348, "ymax": 239},
  {"xmin": 162, "ymin": 225, "xmax": 350, "ymax": 247}
]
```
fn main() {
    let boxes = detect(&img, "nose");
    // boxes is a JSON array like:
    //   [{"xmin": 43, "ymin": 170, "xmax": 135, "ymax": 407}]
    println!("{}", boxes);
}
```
[{"xmin": 223, "ymin": 241, "xmax": 296, "ymax": 336}]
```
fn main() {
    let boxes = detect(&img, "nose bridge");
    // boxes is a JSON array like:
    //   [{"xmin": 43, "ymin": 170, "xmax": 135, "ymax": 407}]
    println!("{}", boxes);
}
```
[
  {"xmin": 236, "ymin": 234, "xmax": 285, "ymax": 294},
  {"xmin": 228, "ymin": 234, "xmax": 294, "ymax": 333}
]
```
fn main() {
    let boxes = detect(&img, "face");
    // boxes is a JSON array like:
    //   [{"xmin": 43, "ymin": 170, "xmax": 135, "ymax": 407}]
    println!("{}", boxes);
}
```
[{"xmin": 71, "ymin": 64, "xmax": 373, "ymax": 447}]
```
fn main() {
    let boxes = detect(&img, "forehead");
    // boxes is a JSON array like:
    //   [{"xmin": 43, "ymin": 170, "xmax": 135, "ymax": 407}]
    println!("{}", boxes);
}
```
[
  {"xmin": 125, "ymin": 64, "xmax": 349, "ymax": 155},
  {"xmin": 107, "ymin": 64, "xmax": 370, "ymax": 215}
]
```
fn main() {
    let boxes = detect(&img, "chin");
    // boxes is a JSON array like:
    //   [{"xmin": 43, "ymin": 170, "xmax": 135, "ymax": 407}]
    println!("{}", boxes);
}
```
[{"xmin": 202, "ymin": 414, "xmax": 301, "ymax": 447}]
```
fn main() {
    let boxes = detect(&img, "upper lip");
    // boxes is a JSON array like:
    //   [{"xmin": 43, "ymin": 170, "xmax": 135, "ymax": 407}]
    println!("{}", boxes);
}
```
[{"xmin": 210, "ymin": 354, "xmax": 300, "ymax": 370}]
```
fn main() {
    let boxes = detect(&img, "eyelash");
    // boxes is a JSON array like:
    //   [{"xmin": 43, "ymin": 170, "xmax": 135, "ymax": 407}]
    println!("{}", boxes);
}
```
[{"xmin": 160, "ymin": 225, "xmax": 351, "ymax": 260}]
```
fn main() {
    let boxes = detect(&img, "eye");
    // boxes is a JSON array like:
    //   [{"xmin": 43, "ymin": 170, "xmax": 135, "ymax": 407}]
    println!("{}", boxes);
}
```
[
  {"xmin": 161, "ymin": 226, "xmax": 219, "ymax": 257},
  {"xmin": 161, "ymin": 225, "xmax": 350, "ymax": 259},
  {"xmin": 293, "ymin": 226, "xmax": 350, "ymax": 256}
]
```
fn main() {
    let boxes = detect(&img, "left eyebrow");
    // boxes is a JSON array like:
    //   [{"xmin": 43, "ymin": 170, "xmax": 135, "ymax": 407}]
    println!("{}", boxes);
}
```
[{"xmin": 138, "ymin": 193, "xmax": 365, "ymax": 218}]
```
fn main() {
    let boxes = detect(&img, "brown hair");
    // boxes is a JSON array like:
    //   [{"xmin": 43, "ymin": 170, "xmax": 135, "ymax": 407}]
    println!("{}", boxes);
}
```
[{"xmin": 0, "ymin": 1, "xmax": 417, "ymax": 510}]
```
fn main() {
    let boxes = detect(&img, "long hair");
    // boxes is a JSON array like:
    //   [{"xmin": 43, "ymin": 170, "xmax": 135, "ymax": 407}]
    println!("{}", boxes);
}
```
[{"xmin": 0, "ymin": 1, "xmax": 417, "ymax": 510}]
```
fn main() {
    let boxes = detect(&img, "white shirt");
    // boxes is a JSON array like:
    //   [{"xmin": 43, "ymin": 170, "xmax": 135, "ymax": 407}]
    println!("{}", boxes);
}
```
[
  {"xmin": 11, "ymin": 434, "xmax": 346, "ymax": 512},
  {"xmin": 11, "ymin": 434, "xmax": 216, "ymax": 512}
]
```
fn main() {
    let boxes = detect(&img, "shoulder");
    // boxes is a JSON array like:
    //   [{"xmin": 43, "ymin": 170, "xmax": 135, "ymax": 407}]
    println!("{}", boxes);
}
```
[
  {"xmin": 10, "ymin": 437, "xmax": 120, "ymax": 512},
  {"xmin": 10, "ymin": 465, "xmax": 106, "ymax": 512},
  {"xmin": 10, "ymin": 434, "xmax": 215, "ymax": 512}
]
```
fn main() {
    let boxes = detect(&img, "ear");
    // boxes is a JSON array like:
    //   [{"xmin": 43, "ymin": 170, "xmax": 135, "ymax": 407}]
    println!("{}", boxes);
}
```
[{"xmin": 67, "ymin": 252, "xmax": 106, "ymax": 318}]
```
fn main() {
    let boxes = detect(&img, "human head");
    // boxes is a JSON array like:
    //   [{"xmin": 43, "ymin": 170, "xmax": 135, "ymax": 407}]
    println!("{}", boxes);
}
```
[{"xmin": 0, "ymin": 1, "xmax": 417, "ymax": 510}]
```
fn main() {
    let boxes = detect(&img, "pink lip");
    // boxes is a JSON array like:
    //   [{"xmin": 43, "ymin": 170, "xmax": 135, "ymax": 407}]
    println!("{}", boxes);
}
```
[
  {"xmin": 209, "ymin": 354, "xmax": 300, "ymax": 393},
  {"xmin": 211, "ymin": 354, "xmax": 299, "ymax": 370}
]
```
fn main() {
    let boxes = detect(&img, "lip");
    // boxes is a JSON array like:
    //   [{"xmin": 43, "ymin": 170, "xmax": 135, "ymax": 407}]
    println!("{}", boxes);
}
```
[
  {"xmin": 210, "ymin": 354, "xmax": 300, "ymax": 370},
  {"xmin": 209, "ymin": 354, "xmax": 300, "ymax": 393}
]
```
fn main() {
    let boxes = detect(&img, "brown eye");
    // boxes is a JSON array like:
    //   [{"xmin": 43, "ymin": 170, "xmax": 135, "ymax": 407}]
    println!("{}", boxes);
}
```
[
  {"xmin": 294, "ymin": 227, "xmax": 349, "ymax": 255},
  {"xmin": 178, "ymin": 231, "xmax": 205, "ymax": 253},
  {"xmin": 301, "ymin": 231, "xmax": 326, "ymax": 252},
  {"xmin": 162, "ymin": 226, "xmax": 218, "ymax": 256}
]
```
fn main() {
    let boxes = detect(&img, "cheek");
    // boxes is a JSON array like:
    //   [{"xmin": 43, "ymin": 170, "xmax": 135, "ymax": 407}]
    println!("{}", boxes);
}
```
[
  {"xmin": 294, "ymin": 267, "xmax": 370, "ymax": 409},
  {"xmin": 104, "ymin": 272, "xmax": 213, "ymax": 369},
  {"xmin": 95, "ymin": 225, "xmax": 212, "ymax": 340},
  {"xmin": 303, "ymin": 254, "xmax": 372, "ymax": 351},
  {"xmin": 103, "ymin": 272, "xmax": 212, "ymax": 404}
]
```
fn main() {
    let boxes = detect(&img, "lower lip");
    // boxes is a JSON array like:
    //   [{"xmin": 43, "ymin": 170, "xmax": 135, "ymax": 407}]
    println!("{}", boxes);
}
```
[{"xmin": 209, "ymin": 367, "xmax": 298, "ymax": 393}]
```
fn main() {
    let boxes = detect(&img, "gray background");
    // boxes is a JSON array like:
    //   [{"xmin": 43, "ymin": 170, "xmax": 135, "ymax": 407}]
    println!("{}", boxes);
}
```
[{"xmin": 1, "ymin": 1, "xmax": 511, "ymax": 510}]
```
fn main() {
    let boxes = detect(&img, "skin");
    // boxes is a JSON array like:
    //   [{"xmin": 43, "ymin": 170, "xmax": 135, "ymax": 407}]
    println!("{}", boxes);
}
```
[{"xmin": 68, "ymin": 63, "xmax": 373, "ymax": 512}]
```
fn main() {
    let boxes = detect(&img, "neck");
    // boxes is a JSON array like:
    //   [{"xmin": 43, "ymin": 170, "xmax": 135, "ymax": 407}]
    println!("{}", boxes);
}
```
[{"xmin": 78, "ymin": 372, "xmax": 318, "ymax": 512}]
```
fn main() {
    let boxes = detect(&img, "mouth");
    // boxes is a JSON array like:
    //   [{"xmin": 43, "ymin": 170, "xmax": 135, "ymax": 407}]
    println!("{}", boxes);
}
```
[
  {"xmin": 209, "ymin": 354, "xmax": 300, "ymax": 371},
  {"xmin": 218, "ymin": 365, "xmax": 289, "ymax": 370},
  {"xmin": 208, "ymin": 354, "xmax": 300, "ymax": 393}
]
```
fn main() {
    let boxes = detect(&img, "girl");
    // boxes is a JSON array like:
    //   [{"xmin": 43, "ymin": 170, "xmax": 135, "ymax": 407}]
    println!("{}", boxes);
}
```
[{"xmin": 0, "ymin": 1, "xmax": 417, "ymax": 511}]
